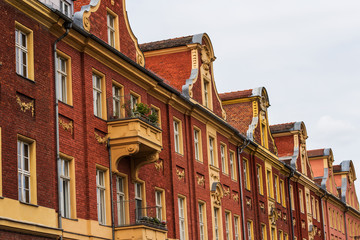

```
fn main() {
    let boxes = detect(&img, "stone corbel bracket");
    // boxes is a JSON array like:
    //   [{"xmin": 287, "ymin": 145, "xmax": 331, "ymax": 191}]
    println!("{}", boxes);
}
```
[
  {"xmin": 73, "ymin": 0, "xmax": 101, "ymax": 32},
  {"xmin": 131, "ymin": 151, "xmax": 159, "ymax": 182}
]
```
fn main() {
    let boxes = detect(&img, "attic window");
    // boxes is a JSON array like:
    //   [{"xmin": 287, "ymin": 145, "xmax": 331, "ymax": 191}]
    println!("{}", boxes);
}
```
[{"xmin": 60, "ymin": 0, "xmax": 72, "ymax": 17}]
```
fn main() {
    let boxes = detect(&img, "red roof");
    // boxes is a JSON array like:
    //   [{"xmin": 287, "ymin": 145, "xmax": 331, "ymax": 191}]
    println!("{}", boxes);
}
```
[
  {"xmin": 219, "ymin": 89, "xmax": 253, "ymax": 101},
  {"xmin": 270, "ymin": 122, "xmax": 296, "ymax": 133},
  {"xmin": 140, "ymin": 35, "xmax": 194, "ymax": 52},
  {"xmin": 307, "ymin": 149, "xmax": 325, "ymax": 158}
]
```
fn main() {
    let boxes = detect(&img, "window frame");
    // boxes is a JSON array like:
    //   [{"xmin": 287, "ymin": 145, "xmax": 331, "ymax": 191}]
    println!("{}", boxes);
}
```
[
  {"xmin": 155, "ymin": 187, "xmax": 166, "ymax": 221},
  {"xmin": 299, "ymin": 189, "xmax": 304, "ymax": 213},
  {"xmin": 178, "ymin": 195, "xmax": 188, "ymax": 240},
  {"xmin": 257, "ymin": 164, "xmax": 264, "ymax": 195},
  {"xmin": 225, "ymin": 211, "xmax": 232, "ymax": 240},
  {"xmin": 247, "ymin": 220, "xmax": 254, "ymax": 240},
  {"xmin": 234, "ymin": 215, "xmax": 240, "ymax": 240},
  {"xmin": 96, "ymin": 169, "xmax": 106, "ymax": 225},
  {"xmin": 116, "ymin": 175, "xmax": 127, "ymax": 226},
  {"xmin": 243, "ymin": 158, "xmax": 250, "ymax": 190},
  {"xmin": 198, "ymin": 201, "xmax": 207, "ymax": 240},
  {"xmin": 150, "ymin": 105, "xmax": 161, "ymax": 128},
  {"xmin": 261, "ymin": 224, "xmax": 267, "ymax": 240},
  {"xmin": 112, "ymin": 81, "xmax": 124, "ymax": 119},
  {"xmin": 229, "ymin": 150, "xmax": 237, "ymax": 181},
  {"xmin": 220, "ymin": 143, "xmax": 228, "ymax": 175},
  {"xmin": 173, "ymin": 118, "xmax": 183, "ymax": 154},
  {"xmin": 60, "ymin": 0, "xmax": 73, "ymax": 17},
  {"xmin": 57, "ymin": 50, "xmax": 73, "ymax": 105},
  {"xmin": 194, "ymin": 127, "xmax": 203, "ymax": 162},
  {"xmin": 280, "ymin": 179, "xmax": 286, "ymax": 207},
  {"xmin": 92, "ymin": 69, "xmax": 106, "ymax": 120},
  {"xmin": 106, "ymin": 8, "xmax": 120, "ymax": 49},
  {"xmin": 17, "ymin": 135, "xmax": 37, "ymax": 205},
  {"xmin": 15, "ymin": 22, "xmax": 34, "ymax": 80}
]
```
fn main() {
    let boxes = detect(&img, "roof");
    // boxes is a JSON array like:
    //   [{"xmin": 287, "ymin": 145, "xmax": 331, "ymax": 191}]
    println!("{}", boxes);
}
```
[
  {"xmin": 333, "ymin": 165, "xmax": 341, "ymax": 173},
  {"xmin": 270, "ymin": 122, "xmax": 296, "ymax": 133},
  {"xmin": 308, "ymin": 149, "xmax": 326, "ymax": 158},
  {"xmin": 140, "ymin": 34, "xmax": 204, "ymax": 52},
  {"xmin": 219, "ymin": 89, "xmax": 253, "ymax": 101}
]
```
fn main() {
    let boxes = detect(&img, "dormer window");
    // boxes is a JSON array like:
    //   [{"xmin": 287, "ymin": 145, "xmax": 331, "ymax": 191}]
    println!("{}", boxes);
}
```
[
  {"xmin": 107, "ymin": 13, "xmax": 115, "ymax": 47},
  {"xmin": 60, "ymin": 0, "xmax": 72, "ymax": 17},
  {"xmin": 204, "ymin": 80, "xmax": 209, "ymax": 108}
]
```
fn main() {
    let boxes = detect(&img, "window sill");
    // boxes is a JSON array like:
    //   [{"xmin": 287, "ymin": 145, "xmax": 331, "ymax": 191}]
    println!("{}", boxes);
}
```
[
  {"xmin": 16, "ymin": 73, "xmax": 35, "ymax": 83},
  {"xmin": 195, "ymin": 159, "xmax": 203, "ymax": 164},
  {"xmin": 94, "ymin": 115, "xmax": 107, "ymax": 122},
  {"xmin": 209, "ymin": 165, "xmax": 219, "ymax": 171},
  {"xmin": 59, "ymin": 100, "xmax": 74, "ymax": 108},
  {"xmin": 175, "ymin": 152, "xmax": 184, "ymax": 157},
  {"xmin": 62, "ymin": 217, "xmax": 78, "ymax": 221},
  {"xmin": 19, "ymin": 201, "xmax": 38, "ymax": 207}
]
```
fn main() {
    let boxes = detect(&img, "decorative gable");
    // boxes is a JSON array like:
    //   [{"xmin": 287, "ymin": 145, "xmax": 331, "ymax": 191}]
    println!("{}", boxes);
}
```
[
  {"xmin": 140, "ymin": 33, "xmax": 226, "ymax": 119},
  {"xmin": 73, "ymin": 0, "xmax": 144, "ymax": 66}
]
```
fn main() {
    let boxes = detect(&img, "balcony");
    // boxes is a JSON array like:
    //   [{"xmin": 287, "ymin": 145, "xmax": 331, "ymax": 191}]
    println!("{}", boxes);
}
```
[
  {"xmin": 115, "ymin": 205, "xmax": 167, "ymax": 240},
  {"xmin": 108, "ymin": 117, "xmax": 162, "ymax": 181}
]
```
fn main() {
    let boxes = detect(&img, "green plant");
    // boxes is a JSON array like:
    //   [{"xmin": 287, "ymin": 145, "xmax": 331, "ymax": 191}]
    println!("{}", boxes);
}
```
[{"xmin": 135, "ymin": 103, "xmax": 150, "ymax": 116}]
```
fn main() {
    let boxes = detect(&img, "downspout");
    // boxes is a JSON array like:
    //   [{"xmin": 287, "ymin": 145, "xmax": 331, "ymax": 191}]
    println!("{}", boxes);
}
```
[
  {"xmin": 344, "ymin": 206, "xmax": 349, "ymax": 240},
  {"xmin": 108, "ymin": 138, "xmax": 115, "ymax": 240},
  {"xmin": 286, "ymin": 166, "xmax": 295, "ymax": 240},
  {"xmin": 319, "ymin": 191, "xmax": 327, "ymax": 240},
  {"xmin": 54, "ymin": 21, "xmax": 72, "ymax": 239},
  {"xmin": 237, "ymin": 139, "xmax": 250, "ymax": 240}
]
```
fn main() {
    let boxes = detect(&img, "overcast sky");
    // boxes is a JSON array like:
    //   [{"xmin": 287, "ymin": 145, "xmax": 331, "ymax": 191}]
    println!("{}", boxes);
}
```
[{"xmin": 126, "ymin": 1, "xmax": 360, "ymax": 195}]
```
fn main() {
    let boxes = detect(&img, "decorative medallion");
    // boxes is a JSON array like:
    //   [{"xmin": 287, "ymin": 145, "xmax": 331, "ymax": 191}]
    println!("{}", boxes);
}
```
[
  {"xmin": 233, "ymin": 193, "xmax": 239, "ymax": 202},
  {"xmin": 154, "ymin": 160, "xmax": 163, "ymax": 171},
  {"xmin": 94, "ymin": 132, "xmax": 108, "ymax": 145},
  {"xmin": 223, "ymin": 187, "xmax": 230, "ymax": 197},
  {"xmin": 196, "ymin": 175, "xmax": 205, "ymax": 187},
  {"xmin": 246, "ymin": 198, "xmax": 252, "ymax": 208},
  {"xmin": 176, "ymin": 168, "xmax": 185, "ymax": 180}
]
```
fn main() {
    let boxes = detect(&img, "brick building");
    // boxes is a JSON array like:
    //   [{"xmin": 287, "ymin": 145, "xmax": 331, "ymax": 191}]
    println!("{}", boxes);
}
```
[{"xmin": 0, "ymin": 0, "xmax": 359, "ymax": 240}]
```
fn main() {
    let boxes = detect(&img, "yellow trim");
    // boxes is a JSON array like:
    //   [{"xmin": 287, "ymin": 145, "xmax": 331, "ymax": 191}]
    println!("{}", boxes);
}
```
[
  {"xmin": 234, "ymin": 215, "xmax": 241, "ymax": 239},
  {"xmin": 193, "ymin": 126, "xmax": 203, "ymax": 163},
  {"xmin": 92, "ymin": 68, "xmax": 107, "ymax": 120},
  {"xmin": 0, "ymin": 127, "xmax": 2, "ymax": 196},
  {"xmin": 229, "ymin": 150, "xmax": 237, "ymax": 181},
  {"xmin": 207, "ymin": 125, "xmax": 218, "ymax": 168},
  {"xmin": 106, "ymin": 8, "xmax": 120, "ymax": 50},
  {"xmin": 15, "ymin": 21, "xmax": 34, "ymax": 81},
  {"xmin": 257, "ymin": 164, "xmax": 264, "ymax": 195},
  {"xmin": 221, "ymin": 97, "xmax": 256, "ymax": 106},
  {"xmin": 280, "ymin": 179, "xmax": 286, "ymax": 208},
  {"xmin": 173, "ymin": 117, "xmax": 184, "ymax": 155},
  {"xmin": 198, "ymin": 200, "xmax": 208, "ymax": 240},
  {"xmin": 56, "ymin": 50, "xmax": 73, "ymax": 106},
  {"xmin": 279, "ymin": 230, "xmax": 283, "ymax": 240},
  {"xmin": 247, "ymin": 220, "xmax": 254, "ymax": 240},
  {"xmin": 220, "ymin": 143, "xmax": 228, "ymax": 175},
  {"xmin": 243, "ymin": 158, "xmax": 251, "ymax": 190},
  {"xmin": 115, "ymin": 172, "xmax": 130, "ymax": 225},
  {"xmin": 178, "ymin": 194, "xmax": 189, "ymax": 240},
  {"xmin": 59, "ymin": 152, "xmax": 77, "ymax": 219},
  {"xmin": 212, "ymin": 206, "xmax": 223, "ymax": 240},
  {"xmin": 95, "ymin": 165, "xmax": 111, "ymax": 225},
  {"xmin": 225, "ymin": 210, "xmax": 233, "ymax": 240},
  {"xmin": 299, "ymin": 189, "xmax": 304, "ymax": 213},
  {"xmin": 290, "ymin": 185, "xmax": 295, "ymax": 210},
  {"xmin": 270, "ymin": 226, "xmax": 278, "ymax": 240},
  {"xmin": 274, "ymin": 175, "xmax": 280, "ymax": 203},
  {"xmin": 150, "ymin": 104, "xmax": 162, "ymax": 128},
  {"xmin": 155, "ymin": 187, "xmax": 167, "ymax": 221},
  {"xmin": 201, "ymin": 75, "xmax": 213, "ymax": 110},
  {"xmin": 112, "ymin": 80, "xmax": 125, "ymax": 118},
  {"xmin": 265, "ymin": 162, "xmax": 274, "ymax": 199},
  {"xmin": 261, "ymin": 223, "xmax": 267, "ymax": 240},
  {"xmin": 62, "ymin": 218, "xmax": 112, "ymax": 239},
  {"xmin": 17, "ymin": 134, "xmax": 37, "ymax": 205},
  {"xmin": 143, "ymin": 46, "xmax": 190, "ymax": 57}
]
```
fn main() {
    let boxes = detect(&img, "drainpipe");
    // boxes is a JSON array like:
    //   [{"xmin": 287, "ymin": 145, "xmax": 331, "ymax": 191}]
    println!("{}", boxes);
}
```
[
  {"xmin": 320, "ymin": 191, "xmax": 327, "ymax": 240},
  {"xmin": 286, "ymin": 166, "xmax": 295, "ymax": 240},
  {"xmin": 237, "ymin": 139, "xmax": 250, "ymax": 240},
  {"xmin": 54, "ymin": 21, "xmax": 72, "ymax": 240},
  {"xmin": 108, "ymin": 138, "xmax": 115, "ymax": 240}
]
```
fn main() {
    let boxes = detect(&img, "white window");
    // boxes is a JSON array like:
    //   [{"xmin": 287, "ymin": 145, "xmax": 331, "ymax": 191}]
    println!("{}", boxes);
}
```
[
  {"xmin": 57, "ymin": 57, "xmax": 67, "ymax": 103},
  {"xmin": 96, "ymin": 169, "xmax": 106, "ymax": 224},
  {"xmin": 116, "ymin": 176, "xmax": 125, "ymax": 225},
  {"xmin": 198, "ymin": 203, "xmax": 205, "ymax": 240},
  {"xmin": 194, "ymin": 129, "xmax": 200, "ymax": 161},
  {"xmin": 261, "ymin": 224, "xmax": 266, "ymax": 240},
  {"xmin": 225, "ymin": 212, "xmax": 230, "ymax": 240},
  {"xmin": 155, "ymin": 190, "xmax": 163, "ymax": 220},
  {"xmin": 221, "ymin": 145, "xmax": 226, "ymax": 174},
  {"xmin": 178, "ymin": 197, "xmax": 186, "ymax": 240},
  {"xmin": 107, "ymin": 13, "xmax": 115, "ymax": 47},
  {"xmin": 214, "ymin": 208, "xmax": 220, "ymax": 240},
  {"xmin": 230, "ymin": 152, "xmax": 235, "ymax": 180},
  {"xmin": 93, "ymin": 74, "xmax": 102, "ymax": 118},
  {"xmin": 267, "ymin": 170, "xmax": 272, "ymax": 197},
  {"xmin": 130, "ymin": 94, "xmax": 138, "ymax": 113},
  {"xmin": 60, "ymin": 0, "xmax": 72, "ymax": 17},
  {"xmin": 274, "ymin": 175, "xmax": 278, "ymax": 202},
  {"xmin": 60, "ymin": 158, "xmax": 71, "ymax": 218},
  {"xmin": 247, "ymin": 221, "xmax": 252, "ymax": 240},
  {"xmin": 135, "ymin": 182, "xmax": 142, "ymax": 220},
  {"xmin": 271, "ymin": 227, "xmax": 275, "ymax": 240},
  {"xmin": 243, "ymin": 160, "xmax": 249, "ymax": 190},
  {"xmin": 209, "ymin": 137, "xmax": 214, "ymax": 166},
  {"xmin": 204, "ymin": 80, "xmax": 209, "ymax": 108},
  {"xmin": 18, "ymin": 140, "xmax": 30, "ymax": 203},
  {"xmin": 15, "ymin": 29, "xmax": 28, "ymax": 77},
  {"xmin": 174, "ymin": 120, "xmax": 180, "ymax": 153},
  {"xmin": 234, "ymin": 216, "xmax": 240, "ymax": 240},
  {"xmin": 112, "ymin": 85, "xmax": 121, "ymax": 118}
]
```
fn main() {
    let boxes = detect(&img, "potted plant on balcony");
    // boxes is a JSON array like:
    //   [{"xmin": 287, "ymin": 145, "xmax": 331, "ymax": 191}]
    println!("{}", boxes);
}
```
[{"xmin": 122, "ymin": 101, "xmax": 159, "ymax": 127}]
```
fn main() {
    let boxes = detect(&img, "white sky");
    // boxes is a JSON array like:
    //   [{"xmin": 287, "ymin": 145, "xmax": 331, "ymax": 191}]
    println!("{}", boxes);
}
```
[{"xmin": 126, "ymin": 1, "xmax": 360, "ymax": 196}]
